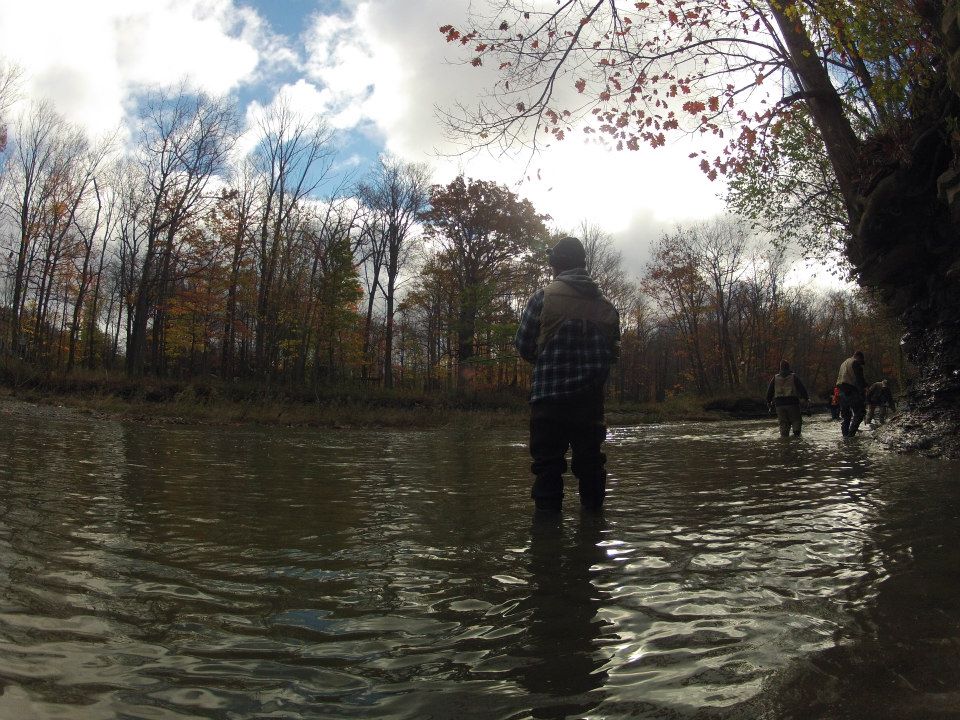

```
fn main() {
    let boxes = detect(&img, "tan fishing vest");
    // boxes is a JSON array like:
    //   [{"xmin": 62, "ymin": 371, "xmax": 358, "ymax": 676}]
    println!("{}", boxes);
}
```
[
  {"xmin": 774, "ymin": 373, "xmax": 797, "ymax": 398},
  {"xmin": 535, "ymin": 279, "xmax": 619, "ymax": 355},
  {"xmin": 836, "ymin": 357, "xmax": 859, "ymax": 386}
]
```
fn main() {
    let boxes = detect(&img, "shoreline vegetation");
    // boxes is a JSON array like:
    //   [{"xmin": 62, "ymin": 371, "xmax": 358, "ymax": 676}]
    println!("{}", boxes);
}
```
[{"xmin": 0, "ymin": 364, "xmax": 787, "ymax": 430}]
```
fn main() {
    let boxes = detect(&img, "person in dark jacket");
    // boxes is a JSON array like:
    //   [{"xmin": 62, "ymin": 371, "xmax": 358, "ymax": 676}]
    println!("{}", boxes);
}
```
[
  {"xmin": 765, "ymin": 360, "xmax": 810, "ymax": 437},
  {"xmin": 515, "ymin": 237, "xmax": 620, "ymax": 513},
  {"xmin": 836, "ymin": 350, "xmax": 867, "ymax": 437},
  {"xmin": 865, "ymin": 379, "xmax": 896, "ymax": 426}
]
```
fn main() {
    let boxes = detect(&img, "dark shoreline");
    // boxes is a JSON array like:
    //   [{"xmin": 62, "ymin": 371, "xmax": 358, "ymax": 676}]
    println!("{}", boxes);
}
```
[{"xmin": 0, "ymin": 382, "xmax": 810, "ymax": 431}]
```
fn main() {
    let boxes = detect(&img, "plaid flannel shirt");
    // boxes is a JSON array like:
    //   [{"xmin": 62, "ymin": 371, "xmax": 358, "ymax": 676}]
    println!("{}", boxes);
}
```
[{"xmin": 515, "ymin": 282, "xmax": 619, "ymax": 404}]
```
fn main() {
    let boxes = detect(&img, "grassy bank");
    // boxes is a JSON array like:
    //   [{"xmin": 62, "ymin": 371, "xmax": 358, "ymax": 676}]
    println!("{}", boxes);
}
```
[
  {"xmin": 0, "ymin": 361, "xmax": 530, "ymax": 429},
  {"xmin": 0, "ymin": 359, "xmax": 778, "ymax": 429}
]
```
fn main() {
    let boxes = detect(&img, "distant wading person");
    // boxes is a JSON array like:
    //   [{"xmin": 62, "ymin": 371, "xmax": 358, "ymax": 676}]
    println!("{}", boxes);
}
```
[
  {"xmin": 830, "ymin": 385, "xmax": 841, "ymax": 421},
  {"xmin": 836, "ymin": 351, "xmax": 867, "ymax": 437},
  {"xmin": 865, "ymin": 379, "xmax": 896, "ymax": 426},
  {"xmin": 765, "ymin": 361, "xmax": 810, "ymax": 437},
  {"xmin": 515, "ymin": 237, "xmax": 621, "ymax": 513}
]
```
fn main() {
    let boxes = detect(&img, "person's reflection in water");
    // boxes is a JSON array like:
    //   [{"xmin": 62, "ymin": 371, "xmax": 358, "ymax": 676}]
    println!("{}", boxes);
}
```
[{"xmin": 514, "ymin": 512, "xmax": 611, "ymax": 719}]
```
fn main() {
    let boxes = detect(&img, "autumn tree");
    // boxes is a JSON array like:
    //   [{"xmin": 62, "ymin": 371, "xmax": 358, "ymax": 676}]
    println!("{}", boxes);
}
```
[
  {"xmin": 421, "ymin": 176, "xmax": 549, "ymax": 390},
  {"xmin": 440, "ymin": 1, "xmax": 938, "ymax": 243},
  {"xmin": 642, "ymin": 227, "xmax": 713, "ymax": 393},
  {"xmin": 2, "ymin": 102, "xmax": 111, "ymax": 359}
]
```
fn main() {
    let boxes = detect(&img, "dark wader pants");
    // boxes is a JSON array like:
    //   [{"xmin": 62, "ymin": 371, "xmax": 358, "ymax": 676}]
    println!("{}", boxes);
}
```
[
  {"xmin": 839, "ymin": 385, "xmax": 865, "ymax": 437},
  {"xmin": 775, "ymin": 404, "xmax": 802, "ymax": 437},
  {"xmin": 529, "ymin": 393, "xmax": 607, "ymax": 511}
]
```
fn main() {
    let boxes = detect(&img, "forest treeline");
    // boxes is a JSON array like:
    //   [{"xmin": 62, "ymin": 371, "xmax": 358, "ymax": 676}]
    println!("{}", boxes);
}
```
[{"xmin": 0, "ymin": 84, "xmax": 905, "ymax": 404}]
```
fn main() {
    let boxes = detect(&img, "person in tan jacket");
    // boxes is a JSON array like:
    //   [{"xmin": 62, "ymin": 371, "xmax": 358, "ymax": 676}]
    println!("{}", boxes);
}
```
[
  {"xmin": 836, "ymin": 350, "xmax": 867, "ymax": 437},
  {"xmin": 765, "ymin": 360, "xmax": 810, "ymax": 437}
]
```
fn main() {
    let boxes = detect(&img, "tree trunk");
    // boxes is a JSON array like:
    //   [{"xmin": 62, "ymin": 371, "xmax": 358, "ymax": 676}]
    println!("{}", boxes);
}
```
[{"xmin": 767, "ymin": 1, "xmax": 863, "ymax": 224}]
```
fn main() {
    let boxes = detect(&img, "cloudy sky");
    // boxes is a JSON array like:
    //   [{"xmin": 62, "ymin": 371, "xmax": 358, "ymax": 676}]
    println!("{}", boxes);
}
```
[{"xmin": 0, "ymin": 0, "xmax": 729, "ymax": 275}]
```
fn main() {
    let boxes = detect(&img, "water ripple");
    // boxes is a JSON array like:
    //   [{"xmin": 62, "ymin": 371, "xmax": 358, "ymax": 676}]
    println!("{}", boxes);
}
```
[{"xmin": 1, "ymin": 404, "xmax": 959, "ymax": 718}]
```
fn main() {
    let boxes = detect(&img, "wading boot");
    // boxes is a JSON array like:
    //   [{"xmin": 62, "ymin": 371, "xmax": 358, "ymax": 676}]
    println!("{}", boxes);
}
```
[{"xmin": 532, "ymin": 474, "xmax": 563, "ymax": 513}]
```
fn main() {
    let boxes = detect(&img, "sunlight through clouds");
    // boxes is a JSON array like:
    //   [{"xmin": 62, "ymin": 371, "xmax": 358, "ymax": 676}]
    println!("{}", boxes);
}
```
[{"xmin": 291, "ymin": 0, "xmax": 728, "ymax": 270}]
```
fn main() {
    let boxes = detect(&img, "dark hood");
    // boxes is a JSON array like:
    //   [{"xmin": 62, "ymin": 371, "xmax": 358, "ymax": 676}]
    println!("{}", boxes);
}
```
[{"xmin": 555, "ymin": 267, "xmax": 602, "ymax": 297}]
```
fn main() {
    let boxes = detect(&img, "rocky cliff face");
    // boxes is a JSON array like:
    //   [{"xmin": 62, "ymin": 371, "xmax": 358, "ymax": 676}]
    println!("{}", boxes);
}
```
[{"xmin": 858, "ymin": 2, "xmax": 960, "ymax": 457}]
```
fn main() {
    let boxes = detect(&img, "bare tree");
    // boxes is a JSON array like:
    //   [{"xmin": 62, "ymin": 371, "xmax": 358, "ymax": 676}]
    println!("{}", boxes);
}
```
[
  {"xmin": 2, "ymin": 102, "xmax": 98, "ymax": 357},
  {"xmin": 0, "ymin": 60, "xmax": 21, "ymax": 161},
  {"xmin": 691, "ymin": 218, "xmax": 749, "ymax": 388},
  {"xmin": 215, "ymin": 159, "xmax": 261, "ymax": 377},
  {"xmin": 357, "ymin": 156, "xmax": 432, "ymax": 389},
  {"xmin": 125, "ymin": 87, "xmax": 238, "ymax": 375},
  {"xmin": 357, "ymin": 210, "xmax": 387, "ymax": 383},
  {"xmin": 249, "ymin": 96, "xmax": 335, "ymax": 375}
]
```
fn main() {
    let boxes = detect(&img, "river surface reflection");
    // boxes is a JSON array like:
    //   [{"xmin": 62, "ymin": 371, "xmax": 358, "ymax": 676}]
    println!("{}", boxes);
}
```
[{"xmin": 1, "ymin": 400, "xmax": 958, "ymax": 719}]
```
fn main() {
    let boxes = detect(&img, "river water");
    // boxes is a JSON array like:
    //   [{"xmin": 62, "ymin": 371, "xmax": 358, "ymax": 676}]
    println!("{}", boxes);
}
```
[{"xmin": 1, "ymin": 400, "xmax": 958, "ymax": 720}]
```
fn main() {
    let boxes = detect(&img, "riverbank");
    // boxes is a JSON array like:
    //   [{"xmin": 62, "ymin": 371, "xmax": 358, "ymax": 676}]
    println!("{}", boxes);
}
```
[
  {"xmin": 0, "ymin": 364, "xmax": 784, "ymax": 429},
  {"xmin": 0, "ymin": 387, "xmax": 736, "ymax": 430},
  {"xmin": 0, "ymin": 383, "xmax": 525, "ymax": 430}
]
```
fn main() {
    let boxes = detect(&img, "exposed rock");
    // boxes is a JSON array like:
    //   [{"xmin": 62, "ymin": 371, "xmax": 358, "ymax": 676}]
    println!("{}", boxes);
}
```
[{"xmin": 850, "ymin": 2, "xmax": 960, "ymax": 458}]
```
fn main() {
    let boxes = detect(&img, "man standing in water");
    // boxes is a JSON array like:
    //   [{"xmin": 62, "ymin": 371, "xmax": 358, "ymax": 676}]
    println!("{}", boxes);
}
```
[
  {"xmin": 836, "ymin": 350, "xmax": 868, "ymax": 437},
  {"xmin": 765, "ymin": 360, "xmax": 810, "ymax": 437},
  {"xmin": 515, "ymin": 237, "xmax": 620, "ymax": 513}
]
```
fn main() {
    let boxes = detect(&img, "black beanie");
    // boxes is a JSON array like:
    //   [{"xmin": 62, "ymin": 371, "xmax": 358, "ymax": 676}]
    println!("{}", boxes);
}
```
[{"xmin": 548, "ymin": 236, "xmax": 586, "ymax": 271}]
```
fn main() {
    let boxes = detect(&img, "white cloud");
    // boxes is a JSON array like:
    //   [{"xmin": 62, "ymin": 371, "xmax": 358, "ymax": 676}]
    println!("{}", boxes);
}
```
[
  {"xmin": 0, "ymin": 0, "xmax": 280, "ymax": 134},
  {"xmin": 1, "ymin": 0, "xmax": 736, "ymax": 279},
  {"xmin": 299, "ymin": 0, "xmax": 728, "ymax": 277}
]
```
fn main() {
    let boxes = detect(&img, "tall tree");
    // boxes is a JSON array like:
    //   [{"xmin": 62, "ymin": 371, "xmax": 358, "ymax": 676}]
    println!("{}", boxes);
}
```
[
  {"xmin": 214, "ymin": 161, "xmax": 260, "ymax": 377},
  {"xmin": 691, "ymin": 218, "xmax": 749, "ymax": 388},
  {"xmin": 3, "ymin": 103, "xmax": 105, "ymax": 357},
  {"xmin": 125, "ymin": 88, "xmax": 237, "ymax": 375},
  {"xmin": 421, "ymin": 176, "xmax": 549, "ymax": 389},
  {"xmin": 642, "ymin": 228, "xmax": 713, "ymax": 394},
  {"xmin": 357, "ymin": 157, "xmax": 431, "ymax": 389},
  {"xmin": 249, "ymin": 96, "xmax": 334, "ymax": 375}
]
